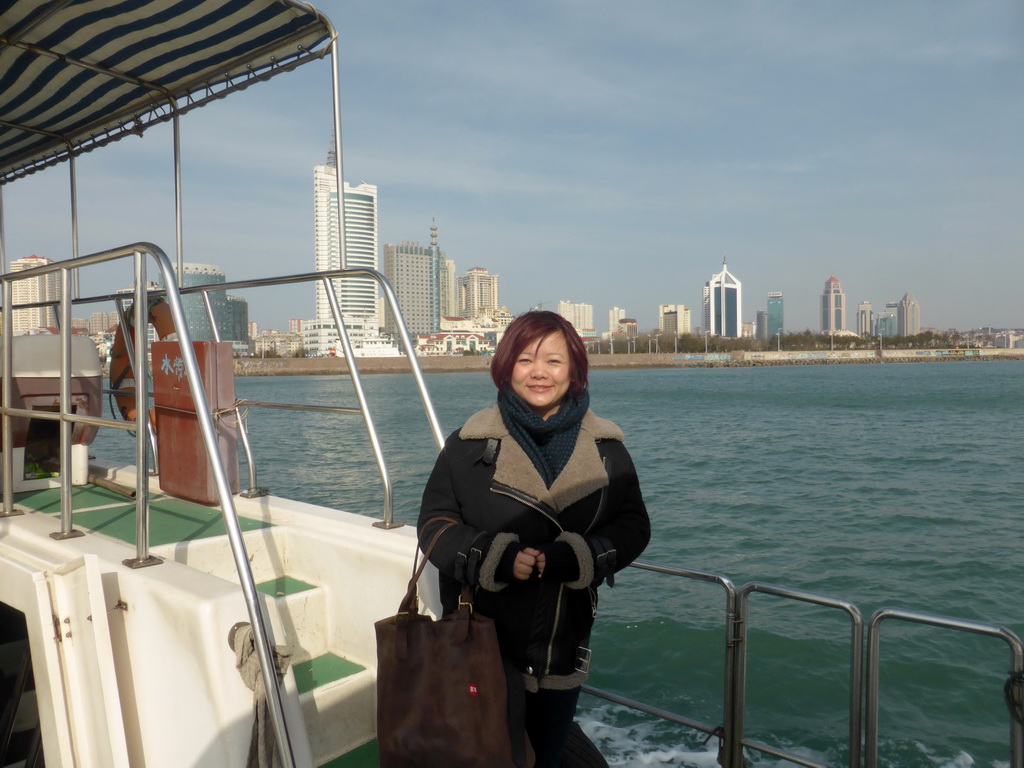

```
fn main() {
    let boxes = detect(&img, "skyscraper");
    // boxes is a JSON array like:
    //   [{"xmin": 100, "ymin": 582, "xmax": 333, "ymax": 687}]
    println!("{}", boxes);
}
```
[
  {"xmin": 703, "ymin": 260, "xmax": 742, "ymax": 338},
  {"xmin": 820, "ymin": 276, "xmax": 846, "ymax": 334},
  {"xmin": 439, "ymin": 246, "xmax": 457, "ymax": 320},
  {"xmin": 766, "ymin": 292, "xmax": 783, "ymax": 338},
  {"xmin": 457, "ymin": 268, "xmax": 500, "ymax": 320},
  {"xmin": 897, "ymin": 293, "xmax": 921, "ymax": 336},
  {"xmin": 755, "ymin": 310, "xmax": 768, "ymax": 341},
  {"xmin": 857, "ymin": 301, "xmax": 873, "ymax": 337},
  {"xmin": 875, "ymin": 303, "xmax": 898, "ymax": 337},
  {"xmin": 383, "ymin": 227, "xmax": 446, "ymax": 337},
  {"xmin": 178, "ymin": 263, "xmax": 247, "ymax": 342},
  {"xmin": 313, "ymin": 163, "xmax": 378, "ymax": 324},
  {"xmin": 9, "ymin": 255, "xmax": 60, "ymax": 333}
]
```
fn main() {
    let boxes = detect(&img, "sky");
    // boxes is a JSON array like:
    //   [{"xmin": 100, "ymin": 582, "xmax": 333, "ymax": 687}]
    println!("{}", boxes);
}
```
[{"xmin": 3, "ymin": 0, "xmax": 1023, "ymax": 333}]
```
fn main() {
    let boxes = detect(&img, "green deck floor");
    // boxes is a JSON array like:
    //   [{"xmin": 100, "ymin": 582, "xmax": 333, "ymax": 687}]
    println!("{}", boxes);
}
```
[
  {"xmin": 319, "ymin": 740, "xmax": 379, "ymax": 768},
  {"xmin": 292, "ymin": 653, "xmax": 365, "ymax": 695},
  {"xmin": 15, "ymin": 485, "xmax": 272, "ymax": 546},
  {"xmin": 256, "ymin": 576, "xmax": 317, "ymax": 598}
]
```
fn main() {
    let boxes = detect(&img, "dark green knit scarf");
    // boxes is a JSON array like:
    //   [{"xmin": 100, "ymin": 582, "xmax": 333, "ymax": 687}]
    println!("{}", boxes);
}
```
[{"xmin": 497, "ymin": 389, "xmax": 589, "ymax": 488}]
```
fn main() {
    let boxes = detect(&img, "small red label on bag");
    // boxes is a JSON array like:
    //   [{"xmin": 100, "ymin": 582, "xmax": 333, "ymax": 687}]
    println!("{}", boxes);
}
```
[{"xmin": 469, "ymin": 684, "xmax": 478, "ymax": 696}]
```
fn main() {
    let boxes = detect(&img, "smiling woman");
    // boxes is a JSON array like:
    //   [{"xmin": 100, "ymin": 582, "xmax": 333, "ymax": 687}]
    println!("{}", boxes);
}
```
[{"xmin": 418, "ymin": 310, "xmax": 651, "ymax": 768}]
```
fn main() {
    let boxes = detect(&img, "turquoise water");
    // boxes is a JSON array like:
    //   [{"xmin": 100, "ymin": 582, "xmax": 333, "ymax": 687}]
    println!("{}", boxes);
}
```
[{"xmin": 96, "ymin": 361, "xmax": 1024, "ymax": 767}]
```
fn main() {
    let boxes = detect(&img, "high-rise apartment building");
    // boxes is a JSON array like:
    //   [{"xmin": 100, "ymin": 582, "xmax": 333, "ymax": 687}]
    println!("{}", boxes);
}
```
[
  {"xmin": 457, "ymin": 268, "xmax": 499, "ymax": 320},
  {"xmin": 608, "ymin": 307, "xmax": 626, "ymax": 335},
  {"xmin": 313, "ymin": 163, "xmax": 378, "ymax": 324},
  {"xmin": 89, "ymin": 310, "xmax": 119, "ymax": 335},
  {"xmin": 767, "ymin": 292, "xmax": 783, "ymax": 338},
  {"xmin": 703, "ymin": 260, "xmax": 742, "ymax": 338},
  {"xmin": 897, "ymin": 293, "xmax": 921, "ymax": 336},
  {"xmin": 820, "ymin": 276, "xmax": 846, "ymax": 334},
  {"xmin": 557, "ymin": 301, "xmax": 593, "ymax": 335},
  {"xmin": 383, "ymin": 238, "xmax": 444, "ymax": 337},
  {"xmin": 9, "ymin": 255, "xmax": 60, "ymax": 333},
  {"xmin": 439, "ymin": 251, "xmax": 457, "ymax": 319},
  {"xmin": 857, "ymin": 301, "xmax": 873, "ymax": 337},
  {"xmin": 658, "ymin": 304, "xmax": 691, "ymax": 336}
]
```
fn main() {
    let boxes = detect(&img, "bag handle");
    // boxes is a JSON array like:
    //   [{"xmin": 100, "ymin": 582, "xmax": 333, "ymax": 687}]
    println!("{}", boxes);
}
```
[{"xmin": 399, "ymin": 517, "xmax": 459, "ymax": 614}]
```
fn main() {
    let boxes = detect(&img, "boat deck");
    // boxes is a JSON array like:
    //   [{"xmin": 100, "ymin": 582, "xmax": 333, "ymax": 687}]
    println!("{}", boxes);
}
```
[{"xmin": 3, "ymin": 478, "xmax": 421, "ymax": 767}]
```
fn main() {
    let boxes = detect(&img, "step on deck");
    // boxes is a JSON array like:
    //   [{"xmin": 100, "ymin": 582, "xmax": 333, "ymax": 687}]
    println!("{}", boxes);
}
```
[
  {"xmin": 256, "ymin": 576, "xmax": 317, "ymax": 599},
  {"xmin": 292, "ymin": 653, "xmax": 364, "ymax": 695}
]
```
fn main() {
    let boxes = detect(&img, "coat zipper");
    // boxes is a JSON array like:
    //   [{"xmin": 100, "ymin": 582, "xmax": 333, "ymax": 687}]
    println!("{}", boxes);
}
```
[
  {"xmin": 491, "ymin": 482, "xmax": 564, "ymax": 531},
  {"xmin": 545, "ymin": 584, "xmax": 565, "ymax": 674},
  {"xmin": 583, "ymin": 455, "xmax": 610, "ymax": 536}
]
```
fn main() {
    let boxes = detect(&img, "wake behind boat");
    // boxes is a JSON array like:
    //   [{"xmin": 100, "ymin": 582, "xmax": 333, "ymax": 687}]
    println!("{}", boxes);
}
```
[{"xmin": 0, "ymin": 3, "xmax": 1021, "ymax": 768}]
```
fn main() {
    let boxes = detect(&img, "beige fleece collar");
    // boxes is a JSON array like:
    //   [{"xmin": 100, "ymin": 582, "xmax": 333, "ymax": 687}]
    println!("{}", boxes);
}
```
[{"xmin": 460, "ymin": 405, "xmax": 622, "ymax": 512}]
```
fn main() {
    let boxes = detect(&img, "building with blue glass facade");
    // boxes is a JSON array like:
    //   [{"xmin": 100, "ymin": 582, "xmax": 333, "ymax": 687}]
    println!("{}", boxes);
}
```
[
  {"xmin": 703, "ymin": 260, "xmax": 742, "ymax": 338},
  {"xmin": 767, "ymin": 291, "xmax": 783, "ymax": 338}
]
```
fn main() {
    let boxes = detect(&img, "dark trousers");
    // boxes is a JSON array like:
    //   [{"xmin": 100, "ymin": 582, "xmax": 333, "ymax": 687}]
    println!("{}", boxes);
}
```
[{"xmin": 524, "ymin": 686, "xmax": 582, "ymax": 768}]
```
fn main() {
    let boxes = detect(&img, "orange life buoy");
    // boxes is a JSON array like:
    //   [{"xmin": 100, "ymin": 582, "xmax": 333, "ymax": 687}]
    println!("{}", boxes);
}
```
[{"xmin": 109, "ymin": 297, "xmax": 177, "ymax": 421}]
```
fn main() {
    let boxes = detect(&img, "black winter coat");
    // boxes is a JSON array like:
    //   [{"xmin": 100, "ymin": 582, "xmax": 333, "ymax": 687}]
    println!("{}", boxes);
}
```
[{"xmin": 418, "ymin": 405, "xmax": 650, "ymax": 690}]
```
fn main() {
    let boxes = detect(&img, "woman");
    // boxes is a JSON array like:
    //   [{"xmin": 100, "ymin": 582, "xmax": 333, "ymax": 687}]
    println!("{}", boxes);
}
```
[{"xmin": 418, "ymin": 311, "xmax": 650, "ymax": 767}]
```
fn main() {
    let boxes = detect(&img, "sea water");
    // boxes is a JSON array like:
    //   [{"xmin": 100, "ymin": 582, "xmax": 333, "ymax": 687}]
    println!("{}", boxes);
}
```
[{"xmin": 96, "ymin": 361, "xmax": 1024, "ymax": 767}]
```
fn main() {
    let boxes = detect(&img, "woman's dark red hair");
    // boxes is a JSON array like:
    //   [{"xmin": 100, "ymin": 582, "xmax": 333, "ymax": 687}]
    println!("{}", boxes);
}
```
[{"xmin": 490, "ymin": 311, "xmax": 589, "ymax": 397}]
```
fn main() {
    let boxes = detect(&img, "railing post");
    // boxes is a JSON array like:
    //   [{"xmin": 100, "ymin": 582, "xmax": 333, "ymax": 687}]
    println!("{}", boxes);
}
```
[
  {"xmin": 50, "ymin": 262, "xmax": 83, "ymax": 540},
  {"xmin": 123, "ymin": 250, "xmax": 160, "ymax": 568}
]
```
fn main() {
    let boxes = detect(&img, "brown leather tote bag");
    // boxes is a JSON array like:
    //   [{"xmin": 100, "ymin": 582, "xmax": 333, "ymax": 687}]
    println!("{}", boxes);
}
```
[{"xmin": 375, "ymin": 522, "xmax": 531, "ymax": 768}]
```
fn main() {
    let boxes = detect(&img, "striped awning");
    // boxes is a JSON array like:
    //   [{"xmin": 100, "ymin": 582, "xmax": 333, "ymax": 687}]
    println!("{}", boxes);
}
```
[{"xmin": 0, "ymin": 0, "xmax": 334, "ymax": 185}]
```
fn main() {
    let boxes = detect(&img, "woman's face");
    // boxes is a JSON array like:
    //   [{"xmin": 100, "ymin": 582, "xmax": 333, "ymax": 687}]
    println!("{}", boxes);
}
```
[{"xmin": 509, "ymin": 332, "xmax": 572, "ymax": 420}]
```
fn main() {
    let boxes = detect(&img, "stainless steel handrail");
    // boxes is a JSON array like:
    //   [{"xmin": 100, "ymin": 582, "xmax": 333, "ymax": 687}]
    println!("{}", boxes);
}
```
[
  {"xmin": 582, "ymin": 563, "xmax": 1021, "ymax": 768},
  {"xmin": 583, "ymin": 561, "xmax": 741, "ymax": 766},
  {"xmin": 736, "ymin": 582, "xmax": 863, "ymax": 768},
  {"xmin": 866, "ymin": 608, "xmax": 1024, "ymax": 768}
]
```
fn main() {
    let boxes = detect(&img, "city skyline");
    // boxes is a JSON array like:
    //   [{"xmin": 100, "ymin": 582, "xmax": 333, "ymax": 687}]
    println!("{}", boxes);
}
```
[{"xmin": 1, "ymin": 1, "xmax": 1020, "ymax": 333}]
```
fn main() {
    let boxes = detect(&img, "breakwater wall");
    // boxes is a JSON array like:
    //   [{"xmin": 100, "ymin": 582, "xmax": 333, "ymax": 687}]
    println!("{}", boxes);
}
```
[{"xmin": 233, "ymin": 348, "xmax": 1024, "ymax": 377}]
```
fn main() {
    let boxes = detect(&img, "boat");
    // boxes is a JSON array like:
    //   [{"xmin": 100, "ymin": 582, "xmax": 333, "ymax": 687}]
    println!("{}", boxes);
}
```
[{"xmin": 1, "ymin": 3, "xmax": 1022, "ymax": 768}]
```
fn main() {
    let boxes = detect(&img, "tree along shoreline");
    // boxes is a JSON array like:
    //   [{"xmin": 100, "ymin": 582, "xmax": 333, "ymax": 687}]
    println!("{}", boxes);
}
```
[{"xmin": 233, "ymin": 348, "xmax": 1024, "ymax": 377}]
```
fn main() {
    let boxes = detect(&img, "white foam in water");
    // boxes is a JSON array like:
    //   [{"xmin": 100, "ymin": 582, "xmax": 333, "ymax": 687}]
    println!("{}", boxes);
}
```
[
  {"xmin": 577, "ymin": 706, "xmax": 725, "ymax": 766},
  {"xmin": 920, "ymin": 743, "xmax": 975, "ymax": 768},
  {"xmin": 578, "ymin": 705, "xmax": 842, "ymax": 768}
]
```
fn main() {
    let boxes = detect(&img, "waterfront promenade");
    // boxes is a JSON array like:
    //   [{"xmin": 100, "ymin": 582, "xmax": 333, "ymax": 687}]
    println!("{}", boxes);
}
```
[{"xmin": 233, "ymin": 348, "xmax": 1024, "ymax": 376}]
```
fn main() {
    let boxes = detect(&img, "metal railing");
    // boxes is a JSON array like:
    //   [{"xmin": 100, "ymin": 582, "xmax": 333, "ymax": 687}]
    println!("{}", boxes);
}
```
[
  {"xmin": 865, "ymin": 608, "xmax": 1024, "ymax": 768},
  {"xmin": 1, "ymin": 248, "xmax": 449, "ymax": 768},
  {"xmin": 582, "ymin": 561, "xmax": 1023, "ymax": 768}
]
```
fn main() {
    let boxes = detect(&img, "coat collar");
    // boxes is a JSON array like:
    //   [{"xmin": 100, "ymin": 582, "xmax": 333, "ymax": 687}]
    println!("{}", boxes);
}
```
[{"xmin": 460, "ymin": 405, "xmax": 623, "ymax": 511}]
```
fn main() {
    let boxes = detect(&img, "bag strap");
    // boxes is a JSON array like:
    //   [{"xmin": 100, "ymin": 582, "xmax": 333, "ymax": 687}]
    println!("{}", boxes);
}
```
[{"xmin": 399, "ymin": 517, "xmax": 459, "ymax": 614}]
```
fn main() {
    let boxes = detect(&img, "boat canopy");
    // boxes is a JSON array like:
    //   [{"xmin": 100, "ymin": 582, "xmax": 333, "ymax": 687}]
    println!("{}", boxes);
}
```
[{"xmin": 0, "ymin": 0, "xmax": 334, "ymax": 185}]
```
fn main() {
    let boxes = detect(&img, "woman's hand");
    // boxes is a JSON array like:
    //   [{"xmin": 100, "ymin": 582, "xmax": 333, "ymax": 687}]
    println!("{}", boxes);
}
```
[{"xmin": 513, "ymin": 547, "xmax": 541, "ymax": 580}]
